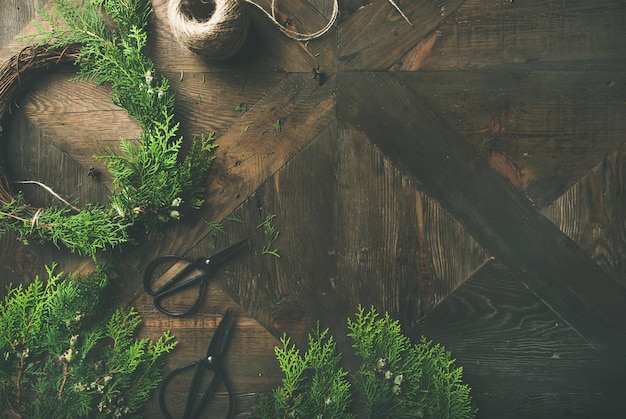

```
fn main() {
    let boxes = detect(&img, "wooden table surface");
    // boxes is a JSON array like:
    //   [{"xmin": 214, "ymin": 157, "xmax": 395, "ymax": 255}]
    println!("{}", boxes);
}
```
[{"xmin": 2, "ymin": 0, "xmax": 626, "ymax": 417}]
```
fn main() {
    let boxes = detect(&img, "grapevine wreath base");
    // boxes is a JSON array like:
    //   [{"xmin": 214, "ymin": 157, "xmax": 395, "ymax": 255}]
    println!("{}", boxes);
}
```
[{"xmin": 0, "ymin": 44, "xmax": 81, "ymax": 225}]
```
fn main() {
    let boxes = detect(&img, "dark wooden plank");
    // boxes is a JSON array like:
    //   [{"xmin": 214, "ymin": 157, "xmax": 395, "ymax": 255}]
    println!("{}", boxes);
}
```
[
  {"xmin": 413, "ymin": 260, "xmax": 613, "ymax": 393},
  {"xmin": 404, "ymin": 0, "xmax": 626, "ymax": 71},
  {"xmin": 0, "ymin": 110, "xmax": 103, "ymax": 289},
  {"xmin": 338, "ymin": 72, "xmax": 626, "ymax": 361},
  {"xmin": 393, "ymin": 70, "xmax": 626, "ymax": 207},
  {"xmin": 473, "ymin": 393, "xmax": 626, "ymax": 419},
  {"xmin": 543, "ymin": 145, "xmax": 626, "ymax": 288},
  {"xmin": 9, "ymin": 71, "xmax": 139, "ymax": 189},
  {"xmin": 5, "ymin": 109, "xmax": 112, "ymax": 209},
  {"xmin": 412, "ymin": 260, "xmax": 626, "ymax": 418},
  {"xmin": 164, "ymin": 71, "xmax": 285, "ymax": 137},
  {"xmin": 339, "ymin": 0, "xmax": 466, "ymax": 70},
  {"xmin": 181, "ymin": 117, "xmax": 489, "ymax": 350}
]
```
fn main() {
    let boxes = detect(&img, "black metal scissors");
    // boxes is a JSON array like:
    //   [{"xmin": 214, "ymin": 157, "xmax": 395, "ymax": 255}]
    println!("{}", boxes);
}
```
[
  {"xmin": 143, "ymin": 240, "xmax": 247, "ymax": 317},
  {"xmin": 159, "ymin": 308, "xmax": 235, "ymax": 419}
]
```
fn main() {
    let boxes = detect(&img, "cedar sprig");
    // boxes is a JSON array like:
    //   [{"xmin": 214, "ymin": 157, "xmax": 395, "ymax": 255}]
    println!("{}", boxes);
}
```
[
  {"xmin": 0, "ymin": 265, "xmax": 176, "ymax": 418},
  {"xmin": 0, "ymin": 194, "xmax": 132, "ymax": 257},
  {"xmin": 257, "ymin": 214, "xmax": 281, "ymax": 257},
  {"xmin": 255, "ymin": 326, "xmax": 354, "ymax": 419},
  {"xmin": 347, "ymin": 306, "xmax": 477, "ymax": 419}
]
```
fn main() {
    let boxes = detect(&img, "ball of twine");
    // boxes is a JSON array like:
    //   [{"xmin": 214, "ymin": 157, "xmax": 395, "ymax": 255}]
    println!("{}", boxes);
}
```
[{"xmin": 167, "ymin": 0, "xmax": 250, "ymax": 60}]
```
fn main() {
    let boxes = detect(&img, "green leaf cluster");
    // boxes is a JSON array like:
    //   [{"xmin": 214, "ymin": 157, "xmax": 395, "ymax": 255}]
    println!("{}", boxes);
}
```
[
  {"xmin": 0, "ymin": 266, "xmax": 176, "ymax": 418},
  {"xmin": 0, "ymin": 194, "xmax": 132, "ymax": 257},
  {"xmin": 257, "ymin": 214, "xmax": 281, "ymax": 257},
  {"xmin": 254, "ymin": 306, "xmax": 477, "ymax": 419},
  {"xmin": 348, "ymin": 306, "xmax": 476, "ymax": 418},
  {"xmin": 255, "ymin": 326, "xmax": 353, "ymax": 419},
  {"xmin": 2, "ymin": 0, "xmax": 217, "ymax": 256}
]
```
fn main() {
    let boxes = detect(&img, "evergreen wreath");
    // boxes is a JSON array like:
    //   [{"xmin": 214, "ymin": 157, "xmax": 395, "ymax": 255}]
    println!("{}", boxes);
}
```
[{"xmin": 0, "ymin": 0, "xmax": 217, "ymax": 258}]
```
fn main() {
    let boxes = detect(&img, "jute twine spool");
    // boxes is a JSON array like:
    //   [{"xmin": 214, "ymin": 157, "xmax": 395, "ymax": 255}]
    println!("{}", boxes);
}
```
[{"xmin": 167, "ymin": 0, "xmax": 250, "ymax": 60}]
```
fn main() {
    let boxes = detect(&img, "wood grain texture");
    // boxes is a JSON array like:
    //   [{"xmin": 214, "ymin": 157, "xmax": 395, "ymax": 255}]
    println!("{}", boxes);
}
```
[
  {"xmin": 412, "ymin": 260, "xmax": 626, "ymax": 418},
  {"xmin": 339, "ymin": 0, "xmax": 466, "ymax": 71},
  {"xmin": 180, "ymin": 119, "xmax": 490, "ymax": 356},
  {"xmin": 9, "ymin": 71, "xmax": 140, "ymax": 190},
  {"xmin": 413, "ymin": 0, "xmax": 626, "ymax": 71},
  {"xmin": 544, "ymin": 145, "xmax": 626, "ymax": 287},
  {"xmin": 338, "ymin": 71, "xmax": 626, "ymax": 360},
  {"xmin": 393, "ymin": 70, "xmax": 626, "ymax": 207}
]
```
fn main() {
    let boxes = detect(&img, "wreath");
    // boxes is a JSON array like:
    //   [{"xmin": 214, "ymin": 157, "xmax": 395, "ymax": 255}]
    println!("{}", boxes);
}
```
[{"xmin": 0, "ymin": 0, "xmax": 216, "ymax": 259}]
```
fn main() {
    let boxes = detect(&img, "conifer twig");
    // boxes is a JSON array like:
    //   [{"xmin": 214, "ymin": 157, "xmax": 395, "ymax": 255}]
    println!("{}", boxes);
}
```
[{"xmin": 57, "ymin": 364, "xmax": 69, "ymax": 399}]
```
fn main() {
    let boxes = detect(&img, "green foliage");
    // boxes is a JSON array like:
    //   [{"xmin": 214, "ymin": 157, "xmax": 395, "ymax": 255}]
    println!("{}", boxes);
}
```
[
  {"xmin": 254, "ymin": 307, "xmax": 477, "ymax": 419},
  {"xmin": 3, "ymin": 0, "xmax": 217, "ymax": 256},
  {"xmin": 257, "ymin": 214, "xmax": 281, "ymax": 257},
  {"xmin": 0, "ymin": 195, "xmax": 132, "ymax": 257},
  {"xmin": 348, "ymin": 306, "xmax": 477, "ymax": 419},
  {"xmin": 254, "ymin": 326, "xmax": 354, "ymax": 419},
  {"xmin": 0, "ymin": 266, "xmax": 176, "ymax": 418}
]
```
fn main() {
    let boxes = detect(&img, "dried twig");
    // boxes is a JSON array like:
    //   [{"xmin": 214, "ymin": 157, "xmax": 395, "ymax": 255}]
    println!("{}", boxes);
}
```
[
  {"xmin": 388, "ymin": 0, "xmax": 413, "ymax": 26},
  {"xmin": 12, "ymin": 180, "xmax": 80, "ymax": 212}
]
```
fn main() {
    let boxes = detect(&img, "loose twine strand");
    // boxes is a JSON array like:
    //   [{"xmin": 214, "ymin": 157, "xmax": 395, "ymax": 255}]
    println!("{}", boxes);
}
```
[
  {"xmin": 243, "ymin": 0, "xmax": 339, "ymax": 42},
  {"xmin": 244, "ymin": 0, "xmax": 412, "ymax": 40}
]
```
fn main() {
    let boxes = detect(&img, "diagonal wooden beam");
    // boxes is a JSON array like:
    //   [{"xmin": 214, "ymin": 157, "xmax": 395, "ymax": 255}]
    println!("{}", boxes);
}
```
[{"xmin": 337, "ymin": 72, "xmax": 626, "ymax": 360}]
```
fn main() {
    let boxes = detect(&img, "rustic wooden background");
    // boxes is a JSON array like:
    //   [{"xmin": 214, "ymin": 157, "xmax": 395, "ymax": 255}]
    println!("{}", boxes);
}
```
[{"xmin": 1, "ymin": 0, "xmax": 626, "ymax": 417}]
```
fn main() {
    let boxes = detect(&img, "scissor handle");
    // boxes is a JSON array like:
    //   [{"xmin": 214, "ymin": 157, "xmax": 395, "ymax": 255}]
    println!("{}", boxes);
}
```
[
  {"xmin": 159, "ymin": 359, "xmax": 234, "ymax": 419},
  {"xmin": 159, "ymin": 360, "xmax": 195, "ymax": 419},
  {"xmin": 143, "ymin": 255, "xmax": 211, "ymax": 317}
]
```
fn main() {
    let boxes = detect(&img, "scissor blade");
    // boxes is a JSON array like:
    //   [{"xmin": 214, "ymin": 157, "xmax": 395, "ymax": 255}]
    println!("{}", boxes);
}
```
[
  {"xmin": 206, "ymin": 308, "xmax": 234, "ymax": 359},
  {"xmin": 207, "ymin": 239, "xmax": 248, "ymax": 267}
]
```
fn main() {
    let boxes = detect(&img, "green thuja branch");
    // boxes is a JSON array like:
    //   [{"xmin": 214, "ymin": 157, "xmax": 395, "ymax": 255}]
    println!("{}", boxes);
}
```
[
  {"xmin": 347, "ymin": 306, "xmax": 477, "ymax": 419},
  {"xmin": 0, "ymin": 266, "xmax": 176, "ymax": 418},
  {"xmin": 254, "ymin": 307, "xmax": 477, "ymax": 419},
  {"xmin": 0, "ymin": 195, "xmax": 132, "ymax": 257},
  {"xmin": 2, "ymin": 0, "xmax": 217, "ymax": 256},
  {"xmin": 257, "ymin": 215, "xmax": 280, "ymax": 257},
  {"xmin": 254, "ymin": 326, "xmax": 354, "ymax": 418}
]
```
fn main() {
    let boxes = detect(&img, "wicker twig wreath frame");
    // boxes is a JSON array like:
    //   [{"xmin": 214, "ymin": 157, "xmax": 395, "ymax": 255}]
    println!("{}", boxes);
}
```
[{"xmin": 0, "ymin": 44, "xmax": 80, "ymax": 202}]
